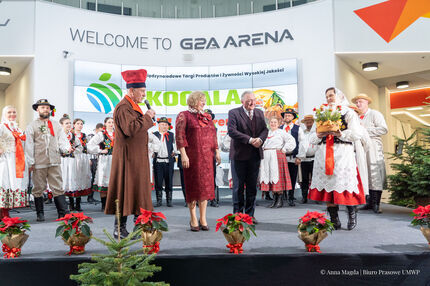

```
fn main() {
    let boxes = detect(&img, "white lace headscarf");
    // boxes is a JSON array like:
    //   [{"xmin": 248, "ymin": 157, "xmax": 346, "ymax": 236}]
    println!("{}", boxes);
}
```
[
  {"xmin": 1, "ymin": 105, "xmax": 18, "ymax": 128},
  {"xmin": 334, "ymin": 88, "xmax": 350, "ymax": 106}
]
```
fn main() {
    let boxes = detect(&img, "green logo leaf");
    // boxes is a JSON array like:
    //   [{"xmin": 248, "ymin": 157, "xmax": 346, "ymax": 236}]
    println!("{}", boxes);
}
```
[{"xmin": 99, "ymin": 73, "xmax": 112, "ymax": 81}]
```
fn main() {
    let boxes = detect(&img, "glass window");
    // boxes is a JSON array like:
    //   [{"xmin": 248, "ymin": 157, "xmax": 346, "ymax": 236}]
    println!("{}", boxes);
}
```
[{"xmin": 53, "ymin": 0, "xmax": 80, "ymax": 8}]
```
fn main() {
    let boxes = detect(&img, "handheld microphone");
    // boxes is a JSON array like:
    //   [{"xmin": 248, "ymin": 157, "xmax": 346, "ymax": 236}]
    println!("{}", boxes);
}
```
[{"xmin": 144, "ymin": 99, "xmax": 155, "ymax": 122}]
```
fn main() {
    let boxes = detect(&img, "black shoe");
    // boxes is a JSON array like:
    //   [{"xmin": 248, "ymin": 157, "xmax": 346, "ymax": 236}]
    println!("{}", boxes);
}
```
[
  {"xmin": 327, "ymin": 206, "xmax": 341, "ymax": 230},
  {"xmin": 75, "ymin": 197, "xmax": 82, "ymax": 212},
  {"xmin": 264, "ymin": 192, "xmax": 273, "ymax": 201},
  {"xmin": 100, "ymin": 197, "xmax": 106, "ymax": 211},
  {"xmin": 34, "ymin": 197, "xmax": 45, "ymax": 222},
  {"xmin": 288, "ymin": 190, "xmax": 295, "ymax": 206},
  {"xmin": 252, "ymin": 218, "xmax": 259, "ymax": 225},
  {"xmin": 301, "ymin": 189, "xmax": 308, "ymax": 204},
  {"xmin": 68, "ymin": 197, "xmax": 75, "ymax": 211},
  {"xmin": 347, "ymin": 206, "xmax": 357, "ymax": 230},
  {"xmin": 155, "ymin": 190, "xmax": 162, "ymax": 207},
  {"xmin": 113, "ymin": 216, "xmax": 129, "ymax": 239},
  {"xmin": 166, "ymin": 191, "xmax": 173, "ymax": 207},
  {"xmin": 184, "ymin": 202, "xmax": 188, "ymax": 207},
  {"xmin": 275, "ymin": 193, "xmax": 284, "ymax": 208},
  {"xmin": 54, "ymin": 195, "xmax": 70, "ymax": 218},
  {"xmin": 372, "ymin": 191, "xmax": 383, "ymax": 214},
  {"xmin": 268, "ymin": 193, "xmax": 278, "ymax": 208},
  {"xmin": 359, "ymin": 195, "xmax": 372, "ymax": 210}
]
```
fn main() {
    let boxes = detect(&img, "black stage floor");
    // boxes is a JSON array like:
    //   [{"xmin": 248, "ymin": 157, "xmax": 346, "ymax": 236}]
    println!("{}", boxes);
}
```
[{"xmin": 1, "ymin": 189, "xmax": 430, "ymax": 285}]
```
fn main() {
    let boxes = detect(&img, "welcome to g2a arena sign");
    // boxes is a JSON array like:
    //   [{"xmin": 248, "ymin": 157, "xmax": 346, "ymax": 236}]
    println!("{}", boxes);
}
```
[{"xmin": 69, "ymin": 27, "xmax": 294, "ymax": 51}]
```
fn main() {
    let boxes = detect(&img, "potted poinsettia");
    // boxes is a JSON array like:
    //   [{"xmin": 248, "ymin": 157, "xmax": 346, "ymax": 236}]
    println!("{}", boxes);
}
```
[
  {"xmin": 55, "ymin": 212, "xmax": 93, "ymax": 255},
  {"xmin": 297, "ymin": 211, "xmax": 334, "ymax": 253},
  {"xmin": 411, "ymin": 205, "xmax": 430, "ymax": 247},
  {"xmin": 0, "ymin": 217, "xmax": 30, "ymax": 258},
  {"xmin": 134, "ymin": 208, "xmax": 168, "ymax": 254},
  {"xmin": 215, "ymin": 213, "xmax": 256, "ymax": 254}
]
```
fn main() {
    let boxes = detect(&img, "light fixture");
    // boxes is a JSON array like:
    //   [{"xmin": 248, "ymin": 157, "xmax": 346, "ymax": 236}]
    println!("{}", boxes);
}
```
[
  {"xmin": 362, "ymin": 62, "xmax": 378, "ymax": 71},
  {"xmin": 391, "ymin": 111, "xmax": 430, "ymax": 126},
  {"xmin": 396, "ymin": 81, "xmax": 409, "ymax": 89},
  {"xmin": 419, "ymin": 114, "xmax": 430, "ymax": 117},
  {"xmin": 406, "ymin": 107, "xmax": 423, "ymax": 111},
  {"xmin": 0, "ymin": 66, "xmax": 11, "ymax": 76}
]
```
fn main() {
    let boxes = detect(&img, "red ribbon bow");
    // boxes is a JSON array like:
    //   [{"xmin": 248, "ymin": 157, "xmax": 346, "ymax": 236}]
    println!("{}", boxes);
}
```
[
  {"xmin": 2, "ymin": 244, "xmax": 21, "ymax": 258},
  {"xmin": 4, "ymin": 124, "xmax": 26, "ymax": 178},
  {"xmin": 67, "ymin": 245, "xmax": 85, "ymax": 256},
  {"xmin": 285, "ymin": 125, "xmax": 291, "ymax": 132},
  {"xmin": 162, "ymin": 133, "xmax": 169, "ymax": 142},
  {"xmin": 143, "ymin": 242, "xmax": 160, "ymax": 254},
  {"xmin": 306, "ymin": 244, "xmax": 321, "ymax": 253},
  {"xmin": 197, "ymin": 112, "xmax": 212, "ymax": 127},
  {"xmin": 359, "ymin": 115, "xmax": 364, "ymax": 120},
  {"xmin": 226, "ymin": 243, "xmax": 243, "ymax": 254}
]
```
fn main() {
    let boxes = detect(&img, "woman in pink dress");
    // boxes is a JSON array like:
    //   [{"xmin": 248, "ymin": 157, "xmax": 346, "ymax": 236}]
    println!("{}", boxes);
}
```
[{"xmin": 176, "ymin": 91, "xmax": 221, "ymax": 232}]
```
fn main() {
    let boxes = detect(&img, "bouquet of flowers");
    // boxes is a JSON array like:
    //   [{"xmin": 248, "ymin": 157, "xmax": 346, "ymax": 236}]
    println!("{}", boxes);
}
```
[
  {"xmin": 0, "ymin": 217, "xmax": 30, "ymax": 258},
  {"xmin": 216, "ymin": 213, "xmax": 256, "ymax": 254},
  {"xmin": 297, "ymin": 211, "xmax": 334, "ymax": 253},
  {"xmin": 55, "ymin": 213, "xmax": 93, "ymax": 255},
  {"xmin": 313, "ymin": 104, "xmax": 342, "ymax": 133},
  {"xmin": 411, "ymin": 205, "xmax": 430, "ymax": 246},
  {"xmin": 134, "ymin": 208, "xmax": 168, "ymax": 254}
]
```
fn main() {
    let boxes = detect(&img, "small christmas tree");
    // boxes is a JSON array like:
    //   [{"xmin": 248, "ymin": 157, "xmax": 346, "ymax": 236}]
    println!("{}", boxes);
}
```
[{"xmin": 70, "ymin": 200, "xmax": 168, "ymax": 286}]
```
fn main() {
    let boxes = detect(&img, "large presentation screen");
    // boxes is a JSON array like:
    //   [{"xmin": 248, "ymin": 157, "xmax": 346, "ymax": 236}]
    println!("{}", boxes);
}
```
[{"xmin": 73, "ymin": 59, "xmax": 298, "ymax": 145}]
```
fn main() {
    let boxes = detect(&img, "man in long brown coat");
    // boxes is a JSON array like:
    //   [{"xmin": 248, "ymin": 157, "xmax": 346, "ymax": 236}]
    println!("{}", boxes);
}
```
[{"xmin": 105, "ymin": 69, "xmax": 155, "ymax": 239}]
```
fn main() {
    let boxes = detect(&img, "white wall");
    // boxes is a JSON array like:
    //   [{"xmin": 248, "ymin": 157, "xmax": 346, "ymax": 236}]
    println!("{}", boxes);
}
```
[
  {"xmin": 32, "ymin": 0, "xmax": 335, "ymax": 118},
  {"xmin": 4, "ymin": 60, "xmax": 35, "ymax": 129},
  {"xmin": 0, "ymin": 90, "xmax": 5, "ymax": 111},
  {"xmin": 335, "ymin": 56, "xmax": 379, "ymax": 105}
]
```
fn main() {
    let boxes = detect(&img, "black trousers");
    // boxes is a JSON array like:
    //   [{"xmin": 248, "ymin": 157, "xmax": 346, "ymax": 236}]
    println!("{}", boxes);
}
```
[
  {"xmin": 288, "ymin": 162, "xmax": 299, "ymax": 195},
  {"xmin": 90, "ymin": 158, "xmax": 98, "ymax": 187},
  {"xmin": 234, "ymin": 156, "xmax": 261, "ymax": 217},
  {"xmin": 154, "ymin": 162, "xmax": 174, "ymax": 195},
  {"xmin": 300, "ymin": 161, "xmax": 314, "ymax": 195}
]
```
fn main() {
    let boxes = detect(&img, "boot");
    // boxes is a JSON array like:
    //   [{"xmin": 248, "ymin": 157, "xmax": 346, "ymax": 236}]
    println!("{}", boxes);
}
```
[
  {"xmin": 359, "ymin": 195, "xmax": 372, "ymax": 210},
  {"xmin": 268, "ymin": 193, "xmax": 278, "ymax": 208},
  {"xmin": 301, "ymin": 189, "xmax": 308, "ymax": 204},
  {"xmin": 87, "ymin": 192, "xmax": 98, "ymax": 203},
  {"xmin": 282, "ymin": 191, "xmax": 287, "ymax": 200},
  {"xmin": 54, "ymin": 195, "xmax": 70, "ymax": 219},
  {"xmin": 373, "ymin": 191, "xmax": 383, "ymax": 214},
  {"xmin": 274, "ymin": 193, "xmax": 284, "ymax": 208},
  {"xmin": 69, "ymin": 197, "xmax": 75, "ymax": 211},
  {"xmin": 327, "ymin": 206, "xmax": 341, "ymax": 230},
  {"xmin": 101, "ymin": 197, "xmax": 106, "ymax": 211},
  {"xmin": 75, "ymin": 197, "xmax": 82, "ymax": 211},
  {"xmin": 288, "ymin": 190, "xmax": 295, "ymax": 206},
  {"xmin": 113, "ymin": 216, "xmax": 129, "ymax": 239},
  {"xmin": 347, "ymin": 206, "xmax": 357, "ymax": 230},
  {"xmin": 155, "ymin": 190, "xmax": 162, "ymax": 207},
  {"xmin": 265, "ymin": 192, "xmax": 273, "ymax": 201},
  {"xmin": 166, "ymin": 191, "xmax": 173, "ymax": 207},
  {"xmin": 34, "ymin": 197, "xmax": 45, "ymax": 222}
]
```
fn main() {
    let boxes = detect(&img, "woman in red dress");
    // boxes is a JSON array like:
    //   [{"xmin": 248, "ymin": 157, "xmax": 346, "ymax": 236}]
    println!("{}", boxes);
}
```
[{"xmin": 176, "ymin": 91, "xmax": 221, "ymax": 232}]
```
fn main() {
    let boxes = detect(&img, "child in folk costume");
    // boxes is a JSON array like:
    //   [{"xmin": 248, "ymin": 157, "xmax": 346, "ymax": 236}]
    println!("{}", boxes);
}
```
[
  {"xmin": 72, "ymin": 118, "xmax": 92, "ymax": 205},
  {"xmin": 87, "ymin": 117, "xmax": 115, "ymax": 211},
  {"xmin": 0, "ymin": 106, "xmax": 29, "ymax": 218},
  {"xmin": 59, "ymin": 114, "xmax": 83, "ymax": 211},
  {"xmin": 260, "ymin": 117, "xmax": 296, "ymax": 208},
  {"xmin": 308, "ymin": 88, "xmax": 366, "ymax": 231}
]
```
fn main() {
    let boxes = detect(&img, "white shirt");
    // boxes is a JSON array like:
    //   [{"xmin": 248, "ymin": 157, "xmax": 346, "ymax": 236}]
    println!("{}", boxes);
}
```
[{"xmin": 283, "ymin": 122, "xmax": 306, "ymax": 162}]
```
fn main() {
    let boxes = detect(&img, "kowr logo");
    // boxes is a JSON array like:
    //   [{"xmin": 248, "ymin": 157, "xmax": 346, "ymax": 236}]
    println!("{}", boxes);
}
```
[
  {"xmin": 354, "ymin": 0, "xmax": 430, "ymax": 43},
  {"xmin": 86, "ymin": 73, "xmax": 122, "ymax": 114}
]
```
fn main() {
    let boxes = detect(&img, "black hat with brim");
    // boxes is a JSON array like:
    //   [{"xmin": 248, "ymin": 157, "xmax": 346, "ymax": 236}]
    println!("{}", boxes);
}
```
[
  {"xmin": 32, "ymin": 99, "xmax": 55, "ymax": 111},
  {"xmin": 281, "ymin": 108, "xmax": 298, "ymax": 119},
  {"xmin": 157, "ymin": 117, "xmax": 171, "ymax": 126}
]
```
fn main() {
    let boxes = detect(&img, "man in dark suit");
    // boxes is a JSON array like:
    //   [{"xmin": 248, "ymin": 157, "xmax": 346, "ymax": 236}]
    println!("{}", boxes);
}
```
[
  {"xmin": 228, "ymin": 91, "xmax": 268, "ymax": 220},
  {"xmin": 153, "ymin": 117, "xmax": 176, "ymax": 207}
]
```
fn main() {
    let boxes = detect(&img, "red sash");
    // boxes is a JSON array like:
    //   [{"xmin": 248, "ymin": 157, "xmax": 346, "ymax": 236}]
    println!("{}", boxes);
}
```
[
  {"xmin": 4, "ymin": 124, "xmax": 26, "ymax": 178},
  {"xmin": 325, "ymin": 135, "xmax": 334, "ymax": 176}
]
